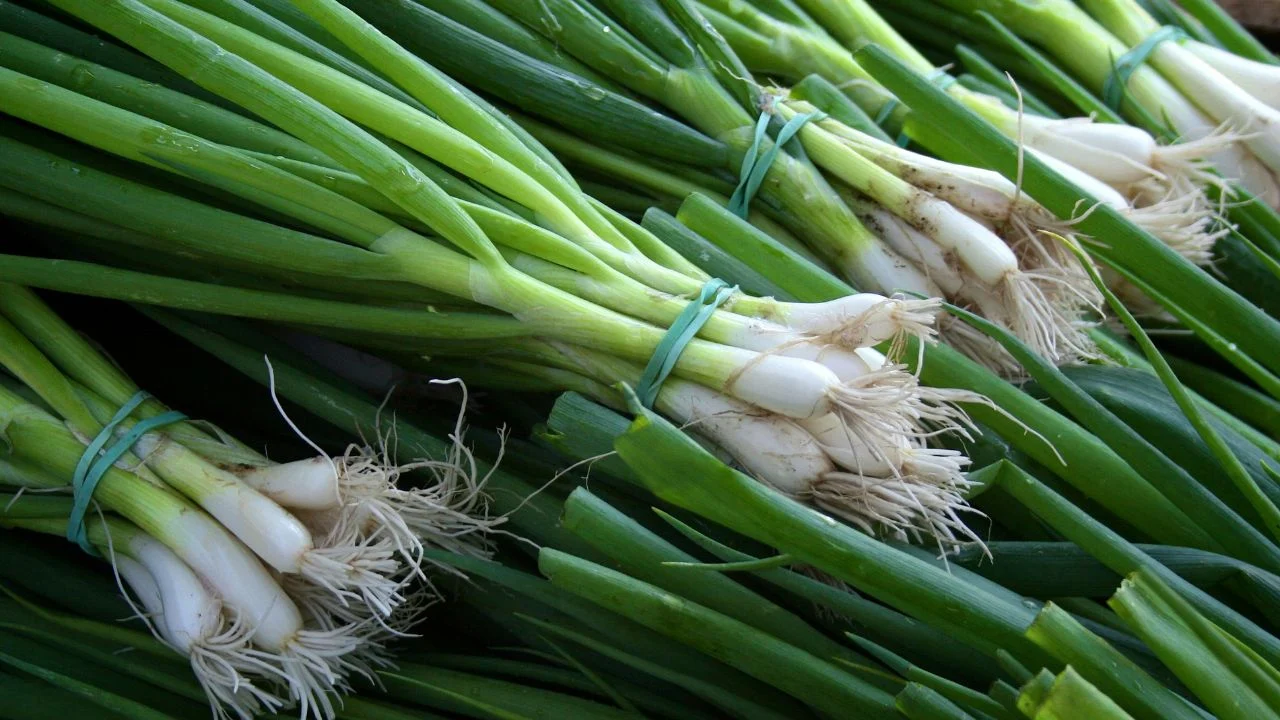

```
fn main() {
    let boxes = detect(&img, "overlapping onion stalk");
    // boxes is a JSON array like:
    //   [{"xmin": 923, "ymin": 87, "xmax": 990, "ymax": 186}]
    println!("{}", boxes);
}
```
[
  {"xmin": 0, "ymin": 0, "xmax": 1003, "ymax": 553},
  {"xmin": 0, "ymin": 286, "xmax": 496, "ymax": 719}
]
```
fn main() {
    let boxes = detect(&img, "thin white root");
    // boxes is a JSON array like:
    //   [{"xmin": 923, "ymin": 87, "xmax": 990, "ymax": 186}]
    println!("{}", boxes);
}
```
[
  {"xmin": 820, "ymin": 296, "xmax": 941, "ymax": 361},
  {"xmin": 337, "ymin": 379, "xmax": 502, "ymax": 567},
  {"xmin": 1123, "ymin": 188, "xmax": 1227, "ymax": 266},
  {"xmin": 296, "ymin": 537, "xmax": 405, "ymax": 620},
  {"xmin": 1138, "ymin": 128, "xmax": 1239, "ymax": 198},
  {"xmin": 189, "ymin": 613, "xmax": 291, "ymax": 720},
  {"xmin": 824, "ymin": 364, "xmax": 981, "ymax": 461},
  {"xmin": 812, "ymin": 470, "xmax": 981, "ymax": 550},
  {"xmin": 946, "ymin": 218, "xmax": 1101, "ymax": 374},
  {"xmin": 241, "ymin": 626, "xmax": 368, "ymax": 720}
]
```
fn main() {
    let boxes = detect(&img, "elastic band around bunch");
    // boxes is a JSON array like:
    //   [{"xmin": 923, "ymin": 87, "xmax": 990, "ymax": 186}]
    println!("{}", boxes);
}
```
[
  {"xmin": 634, "ymin": 279, "xmax": 738, "ymax": 408},
  {"xmin": 69, "ymin": 391, "xmax": 187, "ymax": 554},
  {"xmin": 1102, "ymin": 26, "xmax": 1186, "ymax": 112},
  {"xmin": 727, "ymin": 108, "xmax": 824, "ymax": 218}
]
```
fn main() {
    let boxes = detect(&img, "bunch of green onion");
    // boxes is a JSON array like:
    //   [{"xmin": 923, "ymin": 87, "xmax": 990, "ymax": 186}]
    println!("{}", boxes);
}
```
[
  {"xmin": 890, "ymin": 0, "xmax": 1280, "ymax": 207},
  {"xmin": 702, "ymin": 0, "xmax": 1229, "ymax": 264},
  {"xmin": 0, "ymin": 286, "xmax": 498, "ymax": 719},
  {"xmin": 375, "ymin": 0, "xmax": 1237, "ymax": 369},
  {"xmin": 0, "ymin": 0, "xmax": 1032, "ymax": 545}
]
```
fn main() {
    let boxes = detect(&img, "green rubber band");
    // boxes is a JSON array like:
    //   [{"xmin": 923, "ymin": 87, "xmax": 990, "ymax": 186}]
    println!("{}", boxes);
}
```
[
  {"xmin": 634, "ymin": 278, "xmax": 737, "ymax": 408},
  {"xmin": 68, "ymin": 391, "xmax": 186, "ymax": 554},
  {"xmin": 1102, "ymin": 26, "xmax": 1186, "ymax": 112},
  {"xmin": 874, "ymin": 98, "xmax": 901, "ymax": 128},
  {"xmin": 727, "ymin": 108, "xmax": 824, "ymax": 218}
]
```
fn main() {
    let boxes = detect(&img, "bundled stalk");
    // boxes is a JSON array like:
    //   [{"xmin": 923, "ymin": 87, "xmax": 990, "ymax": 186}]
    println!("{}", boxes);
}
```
[
  {"xmin": 341, "ymin": 0, "xmax": 1230, "ymax": 367},
  {"xmin": 708, "ymin": 0, "xmax": 1227, "ymax": 265},
  {"xmin": 0, "ymin": 287, "xmax": 500, "ymax": 719},
  {"xmin": 0, "ymin": 496, "xmax": 285, "ymax": 716},
  {"xmin": 0, "ymin": 0, "xmax": 1020, "ymax": 543},
  {"xmin": 911, "ymin": 0, "xmax": 1280, "ymax": 205}
]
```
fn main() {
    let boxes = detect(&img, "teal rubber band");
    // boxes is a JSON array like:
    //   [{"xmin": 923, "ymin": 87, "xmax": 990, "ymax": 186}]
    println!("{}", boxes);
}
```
[
  {"xmin": 874, "ymin": 98, "xmax": 900, "ymax": 128},
  {"xmin": 68, "ymin": 391, "xmax": 187, "ymax": 554},
  {"xmin": 1102, "ymin": 26, "xmax": 1186, "ymax": 112},
  {"xmin": 928, "ymin": 68, "xmax": 959, "ymax": 92},
  {"xmin": 727, "ymin": 109, "xmax": 824, "ymax": 218},
  {"xmin": 727, "ymin": 112, "xmax": 770, "ymax": 218},
  {"xmin": 634, "ymin": 278, "xmax": 737, "ymax": 408}
]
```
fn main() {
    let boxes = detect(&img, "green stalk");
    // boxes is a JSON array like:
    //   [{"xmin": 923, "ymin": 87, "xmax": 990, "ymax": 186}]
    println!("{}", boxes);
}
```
[
  {"xmin": 290, "ymin": 0, "xmax": 677, "ymax": 256},
  {"xmin": 790, "ymin": 74, "xmax": 894, "ymax": 143},
  {"xmin": 0, "ymin": 186, "xmax": 453, "ymax": 307},
  {"xmin": 793, "ymin": 0, "xmax": 935, "ymax": 73},
  {"xmin": 561, "ymin": 488, "xmax": 887, "ymax": 681},
  {"xmin": 419, "ymin": 655, "xmax": 705, "ymax": 720},
  {"xmin": 352, "ymin": 0, "xmax": 726, "ymax": 167},
  {"xmin": 486, "ymin": 0, "xmax": 903, "ymax": 293},
  {"xmin": 12, "ymin": 74, "xmax": 769, "ymax": 336},
  {"xmin": 0, "ymin": 635, "xmax": 186, "ymax": 720},
  {"xmin": 1109, "ymin": 571, "xmax": 1280, "ymax": 720},
  {"xmin": 896, "ymin": 683, "xmax": 977, "ymax": 720},
  {"xmin": 974, "ymin": 461, "xmax": 1280, "ymax": 669},
  {"xmin": 505, "ymin": 615, "xmax": 790, "ymax": 720},
  {"xmin": 613, "ymin": 403, "xmax": 1050, "ymax": 665},
  {"xmin": 928, "ymin": 0, "xmax": 1205, "ymax": 133},
  {"xmin": 0, "ymin": 285, "xmax": 265, "ymax": 466},
  {"xmin": 675, "ymin": 193, "xmax": 855, "ymax": 301},
  {"xmin": 699, "ymin": 0, "xmax": 901, "ymax": 124},
  {"xmin": 955, "ymin": 45, "xmax": 1060, "ymax": 117},
  {"xmin": 1018, "ymin": 667, "xmax": 1133, "ymax": 719},
  {"xmin": 1099, "ymin": 257, "xmax": 1280, "ymax": 401},
  {"xmin": 1175, "ymin": 0, "xmax": 1277, "ymax": 64},
  {"xmin": 0, "ymin": 255, "xmax": 539, "ymax": 340},
  {"xmin": 651, "ymin": 508, "xmax": 1003, "ymax": 685},
  {"xmin": 538, "ymin": 548, "xmax": 899, "ymax": 719},
  {"xmin": 429, "ymin": 553, "xmax": 800, "ymax": 718},
  {"xmin": 517, "ymin": 114, "xmax": 812, "ymax": 261},
  {"xmin": 0, "ymin": 31, "xmax": 332, "ymax": 165},
  {"xmin": 1164, "ymin": 355, "xmax": 1280, "ymax": 441},
  {"xmin": 0, "ymin": 136, "xmax": 398, "ymax": 282},
  {"xmin": 1023, "ymin": 603, "xmax": 1199, "ymax": 720},
  {"xmin": 1072, "ymin": 242, "xmax": 1280, "ymax": 542},
  {"xmin": 641, "ymin": 209, "xmax": 794, "ymax": 299},
  {"xmin": 1090, "ymin": 329, "xmax": 1280, "ymax": 460},
  {"xmin": 0, "ymin": 0, "xmax": 233, "ymax": 111},
  {"xmin": 47, "ymin": 0, "xmax": 505, "ymax": 267},
  {"xmin": 178, "ymin": 0, "xmax": 425, "ymax": 110},
  {"xmin": 976, "ymin": 11, "xmax": 1125, "ymax": 123},
  {"xmin": 944, "ymin": 297, "xmax": 1280, "ymax": 567},
  {"xmin": 379, "ymin": 663, "xmax": 640, "ymax": 720},
  {"xmin": 139, "ymin": 0, "xmax": 710, "ymax": 293},
  {"xmin": 412, "ymin": 0, "xmax": 622, "ymax": 86},
  {"xmin": 5, "ymin": 56, "xmax": 783, "ymax": 397}
]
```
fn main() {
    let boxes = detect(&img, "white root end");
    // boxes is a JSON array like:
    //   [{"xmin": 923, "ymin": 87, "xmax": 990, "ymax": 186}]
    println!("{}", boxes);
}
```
[
  {"xmin": 1142, "ymin": 126, "xmax": 1241, "ymax": 197},
  {"xmin": 296, "ymin": 536, "xmax": 405, "ymax": 620},
  {"xmin": 824, "ymin": 363, "xmax": 981, "ymax": 460},
  {"xmin": 263, "ymin": 628, "xmax": 367, "ymax": 720},
  {"xmin": 114, "ymin": 556, "xmax": 290, "ymax": 720},
  {"xmin": 812, "ymin": 469, "xmax": 981, "ymax": 550},
  {"xmin": 818, "ymin": 296, "xmax": 941, "ymax": 361},
  {"xmin": 1122, "ymin": 188, "xmax": 1227, "ymax": 267},
  {"xmin": 947, "ymin": 219, "xmax": 1101, "ymax": 373},
  {"xmin": 188, "ymin": 614, "xmax": 291, "ymax": 720},
  {"xmin": 282, "ymin": 379, "xmax": 502, "ymax": 629}
]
